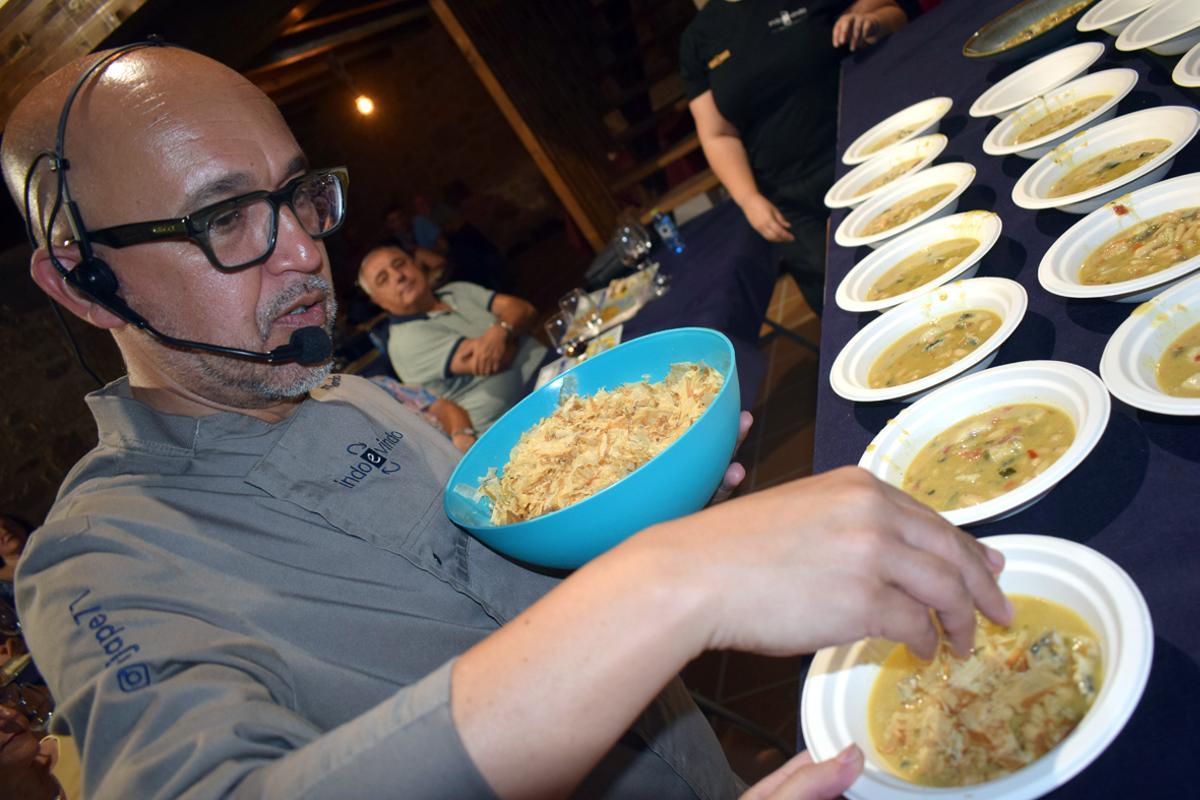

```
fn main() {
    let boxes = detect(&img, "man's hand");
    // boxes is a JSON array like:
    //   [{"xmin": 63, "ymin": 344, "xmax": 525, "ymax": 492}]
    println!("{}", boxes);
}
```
[
  {"xmin": 742, "ymin": 746, "xmax": 863, "ymax": 800},
  {"xmin": 711, "ymin": 411, "xmax": 753, "ymax": 504},
  {"xmin": 740, "ymin": 194, "xmax": 794, "ymax": 242},
  {"xmin": 833, "ymin": 12, "xmax": 884, "ymax": 52},
  {"xmin": 472, "ymin": 326, "xmax": 509, "ymax": 375},
  {"xmin": 640, "ymin": 467, "xmax": 1011, "ymax": 661}
]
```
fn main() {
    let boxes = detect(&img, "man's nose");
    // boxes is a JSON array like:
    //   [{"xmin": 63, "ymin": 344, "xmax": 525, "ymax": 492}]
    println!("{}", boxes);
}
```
[{"xmin": 263, "ymin": 205, "xmax": 324, "ymax": 276}]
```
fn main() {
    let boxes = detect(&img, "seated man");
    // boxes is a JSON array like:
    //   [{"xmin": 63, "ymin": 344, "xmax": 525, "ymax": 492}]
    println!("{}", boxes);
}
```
[
  {"xmin": 358, "ymin": 243, "xmax": 546, "ymax": 432},
  {"xmin": 3, "ymin": 43, "xmax": 1008, "ymax": 800},
  {"xmin": 367, "ymin": 375, "xmax": 478, "ymax": 452}
]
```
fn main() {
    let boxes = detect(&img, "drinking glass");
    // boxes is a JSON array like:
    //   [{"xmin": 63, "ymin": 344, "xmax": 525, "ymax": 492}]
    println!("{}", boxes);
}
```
[
  {"xmin": 612, "ymin": 221, "xmax": 654, "ymax": 269},
  {"xmin": 558, "ymin": 289, "xmax": 602, "ymax": 336},
  {"xmin": 544, "ymin": 311, "xmax": 585, "ymax": 357}
]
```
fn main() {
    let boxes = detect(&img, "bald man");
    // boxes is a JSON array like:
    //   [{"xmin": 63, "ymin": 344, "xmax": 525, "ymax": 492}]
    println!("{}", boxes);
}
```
[{"xmin": 2, "ymin": 45, "xmax": 1010, "ymax": 800}]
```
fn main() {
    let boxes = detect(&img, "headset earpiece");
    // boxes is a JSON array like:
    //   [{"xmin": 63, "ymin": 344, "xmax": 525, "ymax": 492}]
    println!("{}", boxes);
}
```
[{"xmin": 70, "ymin": 256, "xmax": 119, "ymax": 300}]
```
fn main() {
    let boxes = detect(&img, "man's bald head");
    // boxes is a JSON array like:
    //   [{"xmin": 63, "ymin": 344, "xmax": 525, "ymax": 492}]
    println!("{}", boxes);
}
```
[
  {"xmin": 2, "ymin": 44, "xmax": 338, "ymax": 410},
  {"xmin": 2, "ymin": 45, "xmax": 288, "ymax": 246}
]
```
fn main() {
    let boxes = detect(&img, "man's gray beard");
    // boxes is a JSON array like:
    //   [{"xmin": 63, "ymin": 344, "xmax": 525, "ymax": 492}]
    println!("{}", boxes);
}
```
[{"xmin": 191, "ymin": 276, "xmax": 339, "ymax": 405}]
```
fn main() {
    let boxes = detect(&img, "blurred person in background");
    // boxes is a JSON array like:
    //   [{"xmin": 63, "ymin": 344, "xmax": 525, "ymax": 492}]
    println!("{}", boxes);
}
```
[
  {"xmin": 358, "ymin": 243, "xmax": 544, "ymax": 432},
  {"xmin": 682, "ymin": 0, "xmax": 919, "ymax": 314}
]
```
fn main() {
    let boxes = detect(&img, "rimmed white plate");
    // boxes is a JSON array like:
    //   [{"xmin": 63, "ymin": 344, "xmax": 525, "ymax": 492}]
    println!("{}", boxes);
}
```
[
  {"xmin": 825, "ymin": 135, "xmax": 948, "ymax": 210},
  {"xmin": 1174, "ymin": 39, "xmax": 1200, "ymax": 88},
  {"xmin": 1116, "ymin": 0, "xmax": 1200, "ymax": 55},
  {"xmin": 835, "ymin": 163, "xmax": 976, "ymax": 250},
  {"xmin": 969, "ymin": 42, "xmax": 1105, "ymax": 119},
  {"xmin": 801, "ymin": 533, "xmax": 1153, "ymax": 800},
  {"xmin": 1078, "ymin": 0, "xmax": 1159, "ymax": 35},
  {"xmin": 1038, "ymin": 171, "xmax": 1200, "ymax": 302},
  {"xmin": 857, "ymin": 360, "xmax": 1111, "ymax": 527},
  {"xmin": 843, "ymin": 97, "xmax": 954, "ymax": 166},
  {"xmin": 830, "ymin": 278, "xmax": 1027, "ymax": 403},
  {"xmin": 983, "ymin": 68, "xmax": 1139, "ymax": 160},
  {"xmin": 1012, "ymin": 105, "xmax": 1200, "ymax": 214},
  {"xmin": 1101, "ymin": 271, "xmax": 1200, "ymax": 415},
  {"xmin": 835, "ymin": 211, "xmax": 1004, "ymax": 313}
]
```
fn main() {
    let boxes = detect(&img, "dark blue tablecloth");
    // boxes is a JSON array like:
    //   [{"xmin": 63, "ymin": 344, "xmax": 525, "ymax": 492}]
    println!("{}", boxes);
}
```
[
  {"xmin": 627, "ymin": 200, "xmax": 776, "ymax": 410},
  {"xmin": 531, "ymin": 199, "xmax": 777, "ymax": 410},
  {"xmin": 808, "ymin": 2, "xmax": 1200, "ymax": 796}
]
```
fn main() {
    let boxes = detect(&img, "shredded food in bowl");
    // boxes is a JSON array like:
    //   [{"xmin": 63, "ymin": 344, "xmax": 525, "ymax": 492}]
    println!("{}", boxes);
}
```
[{"xmin": 478, "ymin": 362, "xmax": 724, "ymax": 524}]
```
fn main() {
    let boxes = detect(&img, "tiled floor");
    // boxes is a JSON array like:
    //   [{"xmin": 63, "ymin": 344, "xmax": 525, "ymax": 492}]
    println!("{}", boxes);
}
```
[{"xmin": 682, "ymin": 273, "xmax": 824, "ymax": 787}]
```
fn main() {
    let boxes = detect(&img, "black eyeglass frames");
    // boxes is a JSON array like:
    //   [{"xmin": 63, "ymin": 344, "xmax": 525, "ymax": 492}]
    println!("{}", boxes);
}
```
[{"xmin": 85, "ymin": 166, "xmax": 349, "ymax": 270}]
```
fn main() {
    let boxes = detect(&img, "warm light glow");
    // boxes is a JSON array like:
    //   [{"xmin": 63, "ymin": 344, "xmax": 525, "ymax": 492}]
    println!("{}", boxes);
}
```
[{"xmin": 355, "ymin": 95, "xmax": 375, "ymax": 115}]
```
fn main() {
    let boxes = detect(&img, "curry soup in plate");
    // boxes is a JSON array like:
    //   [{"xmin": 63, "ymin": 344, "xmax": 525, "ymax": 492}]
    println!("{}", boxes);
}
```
[
  {"xmin": 902, "ymin": 403, "xmax": 1075, "ymax": 511},
  {"xmin": 858, "ymin": 157, "xmax": 926, "ymax": 195},
  {"xmin": 866, "ymin": 238, "xmax": 980, "ymax": 300},
  {"xmin": 864, "ymin": 125, "xmax": 920, "ymax": 156},
  {"xmin": 1048, "ymin": 138, "xmax": 1171, "ymax": 198},
  {"xmin": 863, "ymin": 183, "xmax": 958, "ymax": 236},
  {"xmin": 1000, "ymin": 0, "xmax": 1096, "ymax": 49},
  {"xmin": 1014, "ymin": 94, "xmax": 1112, "ymax": 144},
  {"xmin": 868, "ymin": 309, "xmax": 1001, "ymax": 388},
  {"xmin": 1079, "ymin": 206, "xmax": 1200, "ymax": 284},
  {"xmin": 869, "ymin": 594, "xmax": 1101, "ymax": 788},
  {"xmin": 1156, "ymin": 320, "xmax": 1200, "ymax": 397}
]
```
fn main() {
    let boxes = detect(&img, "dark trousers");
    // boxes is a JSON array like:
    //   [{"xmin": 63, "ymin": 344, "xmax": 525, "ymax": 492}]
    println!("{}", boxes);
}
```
[{"xmin": 762, "ymin": 160, "xmax": 836, "ymax": 316}]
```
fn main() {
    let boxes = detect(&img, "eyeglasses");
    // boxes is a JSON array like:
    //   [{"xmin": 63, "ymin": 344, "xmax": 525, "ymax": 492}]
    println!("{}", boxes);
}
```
[{"xmin": 85, "ymin": 167, "xmax": 349, "ymax": 271}]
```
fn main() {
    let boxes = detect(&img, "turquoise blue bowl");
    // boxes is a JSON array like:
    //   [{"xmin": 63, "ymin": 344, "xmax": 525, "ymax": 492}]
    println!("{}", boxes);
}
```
[{"xmin": 444, "ymin": 327, "xmax": 740, "ymax": 569}]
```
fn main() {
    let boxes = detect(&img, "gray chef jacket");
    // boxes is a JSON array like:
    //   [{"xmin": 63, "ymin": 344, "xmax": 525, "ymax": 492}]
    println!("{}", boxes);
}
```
[{"xmin": 16, "ymin": 374, "xmax": 741, "ymax": 799}]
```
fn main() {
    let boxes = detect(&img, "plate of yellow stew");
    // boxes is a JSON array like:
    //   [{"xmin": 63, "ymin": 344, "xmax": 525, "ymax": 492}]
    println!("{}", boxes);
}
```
[
  {"xmin": 1101, "ymin": 270, "xmax": 1200, "ymax": 416},
  {"xmin": 836, "ymin": 163, "xmax": 976, "ymax": 249},
  {"xmin": 802, "ymin": 534, "xmax": 1153, "ymax": 800},
  {"xmin": 843, "ymin": 97, "xmax": 953, "ymax": 166},
  {"xmin": 1013, "ymin": 106, "xmax": 1200, "ymax": 214},
  {"xmin": 870, "ymin": 595, "xmax": 1100, "ymax": 787},
  {"xmin": 969, "ymin": 42, "xmax": 1103, "ymax": 117},
  {"xmin": 830, "ymin": 278, "xmax": 1025, "ymax": 403},
  {"xmin": 857, "ymin": 361, "xmax": 1109, "ymax": 527},
  {"xmin": 1039, "ymin": 172, "xmax": 1200, "ymax": 302},
  {"xmin": 983, "ymin": 68, "xmax": 1137, "ymax": 160},
  {"xmin": 825, "ymin": 135, "xmax": 947, "ymax": 210},
  {"xmin": 836, "ymin": 211, "xmax": 1003, "ymax": 313}
]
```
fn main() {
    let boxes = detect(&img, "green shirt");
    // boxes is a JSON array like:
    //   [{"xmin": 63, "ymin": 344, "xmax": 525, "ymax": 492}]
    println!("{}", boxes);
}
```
[{"xmin": 386, "ymin": 281, "xmax": 546, "ymax": 431}]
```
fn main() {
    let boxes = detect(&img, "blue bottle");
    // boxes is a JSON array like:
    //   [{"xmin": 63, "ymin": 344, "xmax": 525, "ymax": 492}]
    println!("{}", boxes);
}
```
[{"xmin": 651, "ymin": 209, "xmax": 685, "ymax": 254}]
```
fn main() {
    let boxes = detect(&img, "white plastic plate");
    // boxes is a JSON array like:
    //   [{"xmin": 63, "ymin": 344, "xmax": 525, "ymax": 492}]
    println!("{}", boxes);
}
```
[
  {"xmin": 1116, "ymin": 0, "xmax": 1200, "ymax": 55},
  {"xmin": 835, "ymin": 163, "xmax": 976, "ymax": 250},
  {"xmin": 1038, "ymin": 171, "xmax": 1200, "ymax": 302},
  {"xmin": 830, "ymin": 278, "xmax": 1027, "ymax": 403},
  {"xmin": 1100, "ymin": 271, "xmax": 1200, "ymax": 415},
  {"xmin": 825, "ymin": 135, "xmax": 948, "ymax": 210},
  {"xmin": 1174, "ymin": 39, "xmax": 1200, "ymax": 88},
  {"xmin": 969, "ymin": 42, "xmax": 1105, "ymax": 119},
  {"xmin": 802, "ymin": 533, "xmax": 1153, "ymax": 800},
  {"xmin": 1078, "ymin": 0, "xmax": 1158, "ymax": 36},
  {"xmin": 983, "ymin": 68, "xmax": 1138, "ymax": 160},
  {"xmin": 835, "ymin": 211, "xmax": 1004, "ymax": 313},
  {"xmin": 1012, "ymin": 105, "xmax": 1200, "ymax": 214},
  {"xmin": 857, "ymin": 360, "xmax": 1111, "ymax": 527},
  {"xmin": 843, "ymin": 97, "xmax": 953, "ymax": 166}
]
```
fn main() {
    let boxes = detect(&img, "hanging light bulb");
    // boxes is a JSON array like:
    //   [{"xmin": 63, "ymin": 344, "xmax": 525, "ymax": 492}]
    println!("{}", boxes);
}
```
[{"xmin": 355, "ymin": 94, "xmax": 375, "ymax": 116}]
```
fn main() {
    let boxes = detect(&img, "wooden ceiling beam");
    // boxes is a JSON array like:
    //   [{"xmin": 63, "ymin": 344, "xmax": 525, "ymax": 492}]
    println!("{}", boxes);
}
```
[
  {"xmin": 282, "ymin": 0, "xmax": 412, "ymax": 37},
  {"xmin": 245, "ymin": 7, "xmax": 429, "ymax": 78}
]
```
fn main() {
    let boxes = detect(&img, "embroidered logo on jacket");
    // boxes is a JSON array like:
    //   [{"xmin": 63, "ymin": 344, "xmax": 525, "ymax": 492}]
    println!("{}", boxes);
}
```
[
  {"xmin": 69, "ymin": 589, "xmax": 150, "ymax": 691},
  {"xmin": 768, "ymin": 6, "xmax": 809, "ymax": 31},
  {"xmin": 334, "ymin": 430, "xmax": 406, "ymax": 488}
]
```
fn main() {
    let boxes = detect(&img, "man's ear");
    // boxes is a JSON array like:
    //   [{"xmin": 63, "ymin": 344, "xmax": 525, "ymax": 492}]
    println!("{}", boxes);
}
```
[{"xmin": 30, "ymin": 247, "xmax": 126, "ymax": 330}]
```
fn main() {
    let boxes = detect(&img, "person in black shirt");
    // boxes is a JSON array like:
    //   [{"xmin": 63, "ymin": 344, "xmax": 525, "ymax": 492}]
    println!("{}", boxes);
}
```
[{"xmin": 681, "ymin": 0, "xmax": 916, "ymax": 315}]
